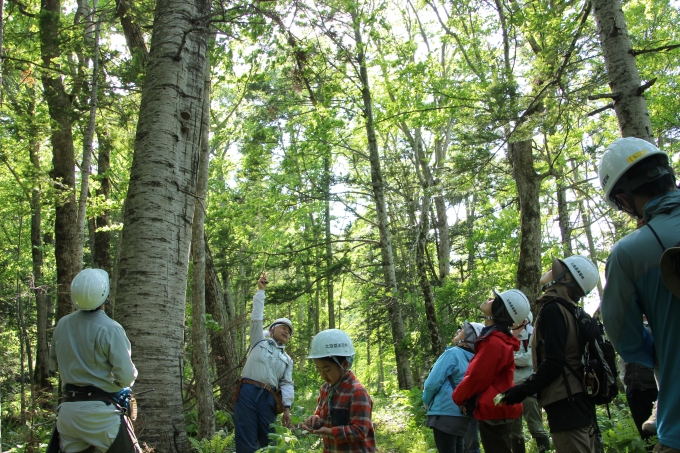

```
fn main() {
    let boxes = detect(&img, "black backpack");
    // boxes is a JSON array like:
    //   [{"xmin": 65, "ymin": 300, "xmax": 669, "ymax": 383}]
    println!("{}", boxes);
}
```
[{"xmin": 547, "ymin": 298, "xmax": 618, "ymax": 405}]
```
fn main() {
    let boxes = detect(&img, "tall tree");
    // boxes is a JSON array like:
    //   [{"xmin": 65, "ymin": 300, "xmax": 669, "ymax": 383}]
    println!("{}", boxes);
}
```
[
  {"xmin": 114, "ymin": 0, "xmax": 211, "ymax": 448},
  {"xmin": 39, "ymin": 0, "xmax": 80, "ymax": 321},
  {"xmin": 591, "ymin": 0, "xmax": 654, "ymax": 140},
  {"xmin": 350, "ymin": 6, "xmax": 412, "ymax": 389},
  {"xmin": 190, "ymin": 52, "xmax": 215, "ymax": 440}
]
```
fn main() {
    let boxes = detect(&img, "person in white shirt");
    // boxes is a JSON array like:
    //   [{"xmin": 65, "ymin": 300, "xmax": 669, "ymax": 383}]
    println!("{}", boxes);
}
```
[
  {"xmin": 234, "ymin": 273, "xmax": 294, "ymax": 453},
  {"xmin": 48, "ymin": 268, "xmax": 140, "ymax": 453}
]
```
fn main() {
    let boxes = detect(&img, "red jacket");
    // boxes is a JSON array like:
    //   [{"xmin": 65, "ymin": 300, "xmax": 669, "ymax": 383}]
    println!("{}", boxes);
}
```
[{"xmin": 452, "ymin": 328, "xmax": 523, "ymax": 420}]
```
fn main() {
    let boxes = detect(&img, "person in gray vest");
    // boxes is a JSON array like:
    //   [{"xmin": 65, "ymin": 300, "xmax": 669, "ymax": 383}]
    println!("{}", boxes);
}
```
[
  {"xmin": 509, "ymin": 313, "xmax": 551, "ymax": 453},
  {"xmin": 234, "ymin": 273, "xmax": 294, "ymax": 453},
  {"xmin": 48, "ymin": 268, "xmax": 140, "ymax": 453}
]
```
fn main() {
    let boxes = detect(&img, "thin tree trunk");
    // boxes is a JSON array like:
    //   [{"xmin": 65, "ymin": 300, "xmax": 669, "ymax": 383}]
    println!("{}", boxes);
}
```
[
  {"xmin": 377, "ymin": 324, "xmax": 385, "ymax": 394},
  {"xmin": 557, "ymin": 181, "xmax": 573, "ymax": 257},
  {"xmin": 115, "ymin": 0, "xmax": 149, "ymax": 65},
  {"xmin": 206, "ymin": 239, "xmax": 237, "ymax": 409},
  {"xmin": 40, "ymin": 0, "xmax": 80, "ymax": 322},
  {"xmin": 416, "ymin": 193, "xmax": 444, "ymax": 356},
  {"xmin": 75, "ymin": 0, "xmax": 100, "ymax": 264},
  {"xmin": 190, "ymin": 56, "xmax": 214, "ymax": 439},
  {"xmin": 94, "ymin": 130, "xmax": 112, "ymax": 316},
  {"xmin": 508, "ymin": 140, "xmax": 542, "ymax": 301},
  {"xmin": 114, "ymin": 0, "xmax": 211, "ymax": 448},
  {"xmin": 29, "ymin": 112, "xmax": 51, "ymax": 391},
  {"xmin": 324, "ymin": 155, "xmax": 335, "ymax": 329},
  {"xmin": 592, "ymin": 0, "xmax": 654, "ymax": 140},
  {"xmin": 351, "ymin": 9, "xmax": 412, "ymax": 389}
]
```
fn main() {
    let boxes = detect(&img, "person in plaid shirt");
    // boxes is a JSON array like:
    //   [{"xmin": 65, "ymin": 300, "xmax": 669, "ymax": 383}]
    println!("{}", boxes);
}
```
[{"xmin": 303, "ymin": 329, "xmax": 376, "ymax": 452}]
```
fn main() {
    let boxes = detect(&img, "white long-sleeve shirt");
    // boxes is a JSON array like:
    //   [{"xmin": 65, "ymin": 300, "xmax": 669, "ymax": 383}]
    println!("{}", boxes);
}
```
[
  {"xmin": 241, "ymin": 290, "xmax": 294, "ymax": 406},
  {"xmin": 50, "ymin": 309, "xmax": 137, "ymax": 393}
]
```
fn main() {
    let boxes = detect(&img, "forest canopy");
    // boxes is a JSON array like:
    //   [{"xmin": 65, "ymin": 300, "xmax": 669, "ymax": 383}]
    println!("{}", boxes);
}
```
[{"xmin": 0, "ymin": 0, "xmax": 678, "ymax": 450}]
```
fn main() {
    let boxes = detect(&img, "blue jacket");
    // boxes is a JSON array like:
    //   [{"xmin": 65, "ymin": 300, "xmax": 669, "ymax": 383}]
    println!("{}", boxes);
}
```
[
  {"xmin": 602, "ymin": 189, "xmax": 680, "ymax": 449},
  {"xmin": 422, "ymin": 346, "xmax": 474, "ymax": 417}
]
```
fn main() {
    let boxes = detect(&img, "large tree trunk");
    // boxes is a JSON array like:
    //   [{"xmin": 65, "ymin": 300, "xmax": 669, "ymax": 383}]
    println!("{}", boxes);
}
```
[
  {"xmin": 114, "ymin": 0, "xmax": 211, "ymax": 448},
  {"xmin": 40, "ymin": 0, "xmax": 80, "ymax": 322},
  {"xmin": 508, "ymin": 140, "xmax": 542, "ymax": 301},
  {"xmin": 351, "ymin": 9, "xmax": 412, "ymax": 389},
  {"xmin": 190, "ymin": 55, "xmax": 215, "ymax": 440},
  {"xmin": 592, "ymin": 0, "xmax": 653, "ymax": 140}
]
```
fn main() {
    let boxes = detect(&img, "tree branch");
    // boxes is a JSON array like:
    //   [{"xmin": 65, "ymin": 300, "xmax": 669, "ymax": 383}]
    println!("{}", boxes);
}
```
[
  {"xmin": 632, "ymin": 43, "xmax": 680, "ymax": 56},
  {"xmin": 587, "ymin": 103, "xmax": 615, "ymax": 116}
]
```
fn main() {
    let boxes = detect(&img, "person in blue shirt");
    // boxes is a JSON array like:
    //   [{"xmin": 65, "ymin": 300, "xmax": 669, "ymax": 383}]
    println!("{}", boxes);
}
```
[
  {"xmin": 598, "ymin": 137, "xmax": 680, "ymax": 452},
  {"xmin": 422, "ymin": 321, "xmax": 483, "ymax": 453}
]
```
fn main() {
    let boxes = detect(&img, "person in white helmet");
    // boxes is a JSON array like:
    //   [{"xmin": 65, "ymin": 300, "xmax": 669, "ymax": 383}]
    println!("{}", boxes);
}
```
[
  {"xmin": 597, "ymin": 137, "xmax": 680, "ymax": 452},
  {"xmin": 47, "ymin": 268, "xmax": 140, "ymax": 453},
  {"xmin": 508, "ymin": 312, "xmax": 551, "ymax": 453},
  {"xmin": 452, "ymin": 289, "xmax": 530, "ymax": 453},
  {"xmin": 422, "ymin": 321, "xmax": 483, "ymax": 453},
  {"xmin": 234, "ymin": 273, "xmax": 294, "ymax": 453},
  {"xmin": 503, "ymin": 255, "xmax": 600, "ymax": 453},
  {"xmin": 303, "ymin": 329, "xmax": 375, "ymax": 453}
]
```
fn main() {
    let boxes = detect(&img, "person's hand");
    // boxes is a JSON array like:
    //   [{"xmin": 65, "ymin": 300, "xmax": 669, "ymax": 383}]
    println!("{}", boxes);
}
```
[
  {"xmin": 257, "ymin": 273, "xmax": 268, "ymax": 290},
  {"xmin": 503, "ymin": 385, "xmax": 528, "ymax": 405},
  {"xmin": 281, "ymin": 408, "xmax": 291, "ymax": 427},
  {"xmin": 302, "ymin": 415, "xmax": 324, "ymax": 432},
  {"xmin": 461, "ymin": 398, "xmax": 476, "ymax": 415}
]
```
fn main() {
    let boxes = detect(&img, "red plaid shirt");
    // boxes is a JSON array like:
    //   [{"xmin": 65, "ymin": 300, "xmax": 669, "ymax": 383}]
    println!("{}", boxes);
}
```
[{"xmin": 314, "ymin": 371, "xmax": 376, "ymax": 452}]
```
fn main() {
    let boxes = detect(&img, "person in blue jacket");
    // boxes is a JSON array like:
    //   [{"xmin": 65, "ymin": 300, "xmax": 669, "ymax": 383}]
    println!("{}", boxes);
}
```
[
  {"xmin": 598, "ymin": 137, "xmax": 680, "ymax": 452},
  {"xmin": 422, "ymin": 321, "xmax": 484, "ymax": 453}
]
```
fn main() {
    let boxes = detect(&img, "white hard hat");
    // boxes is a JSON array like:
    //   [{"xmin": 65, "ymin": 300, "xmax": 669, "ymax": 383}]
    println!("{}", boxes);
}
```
[
  {"xmin": 463, "ymin": 321, "xmax": 484, "ymax": 344},
  {"xmin": 71, "ymin": 268, "xmax": 110, "ymax": 311},
  {"xmin": 307, "ymin": 329, "xmax": 355, "ymax": 359},
  {"xmin": 598, "ymin": 137, "xmax": 668, "ymax": 209},
  {"xmin": 494, "ymin": 289, "xmax": 531, "ymax": 325},
  {"xmin": 268, "ymin": 318, "xmax": 293, "ymax": 335},
  {"xmin": 561, "ymin": 255, "xmax": 599, "ymax": 296}
]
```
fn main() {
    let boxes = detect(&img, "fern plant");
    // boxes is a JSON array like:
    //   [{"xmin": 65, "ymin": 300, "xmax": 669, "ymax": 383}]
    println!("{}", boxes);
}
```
[{"xmin": 188, "ymin": 429, "xmax": 234, "ymax": 453}]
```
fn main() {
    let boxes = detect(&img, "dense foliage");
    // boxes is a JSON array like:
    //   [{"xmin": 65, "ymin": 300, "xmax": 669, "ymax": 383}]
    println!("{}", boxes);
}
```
[{"xmin": 0, "ymin": 0, "xmax": 678, "ymax": 450}]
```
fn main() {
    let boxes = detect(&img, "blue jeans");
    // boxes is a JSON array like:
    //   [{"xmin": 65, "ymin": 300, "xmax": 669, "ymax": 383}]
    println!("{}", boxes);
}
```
[
  {"xmin": 234, "ymin": 383, "xmax": 277, "ymax": 453},
  {"xmin": 464, "ymin": 418, "xmax": 480, "ymax": 453}
]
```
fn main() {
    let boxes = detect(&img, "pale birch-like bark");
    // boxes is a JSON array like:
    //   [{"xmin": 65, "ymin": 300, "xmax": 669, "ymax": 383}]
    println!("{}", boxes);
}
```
[
  {"xmin": 114, "ymin": 0, "xmax": 210, "ymax": 448},
  {"xmin": 592, "ymin": 0, "xmax": 654, "ymax": 140},
  {"xmin": 351, "ymin": 9, "xmax": 412, "ymax": 390}
]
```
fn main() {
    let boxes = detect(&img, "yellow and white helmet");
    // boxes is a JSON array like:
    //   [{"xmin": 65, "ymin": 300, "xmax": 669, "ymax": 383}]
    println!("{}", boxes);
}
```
[{"xmin": 598, "ymin": 137, "xmax": 669, "ymax": 209}]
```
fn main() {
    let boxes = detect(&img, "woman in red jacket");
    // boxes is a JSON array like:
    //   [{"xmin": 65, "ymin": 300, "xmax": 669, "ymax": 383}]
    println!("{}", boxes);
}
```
[{"xmin": 452, "ymin": 289, "xmax": 531, "ymax": 453}]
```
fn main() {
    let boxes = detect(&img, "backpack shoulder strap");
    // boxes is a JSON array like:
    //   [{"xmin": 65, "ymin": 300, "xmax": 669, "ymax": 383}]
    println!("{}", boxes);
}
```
[{"xmin": 647, "ymin": 223, "xmax": 666, "ymax": 252}]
